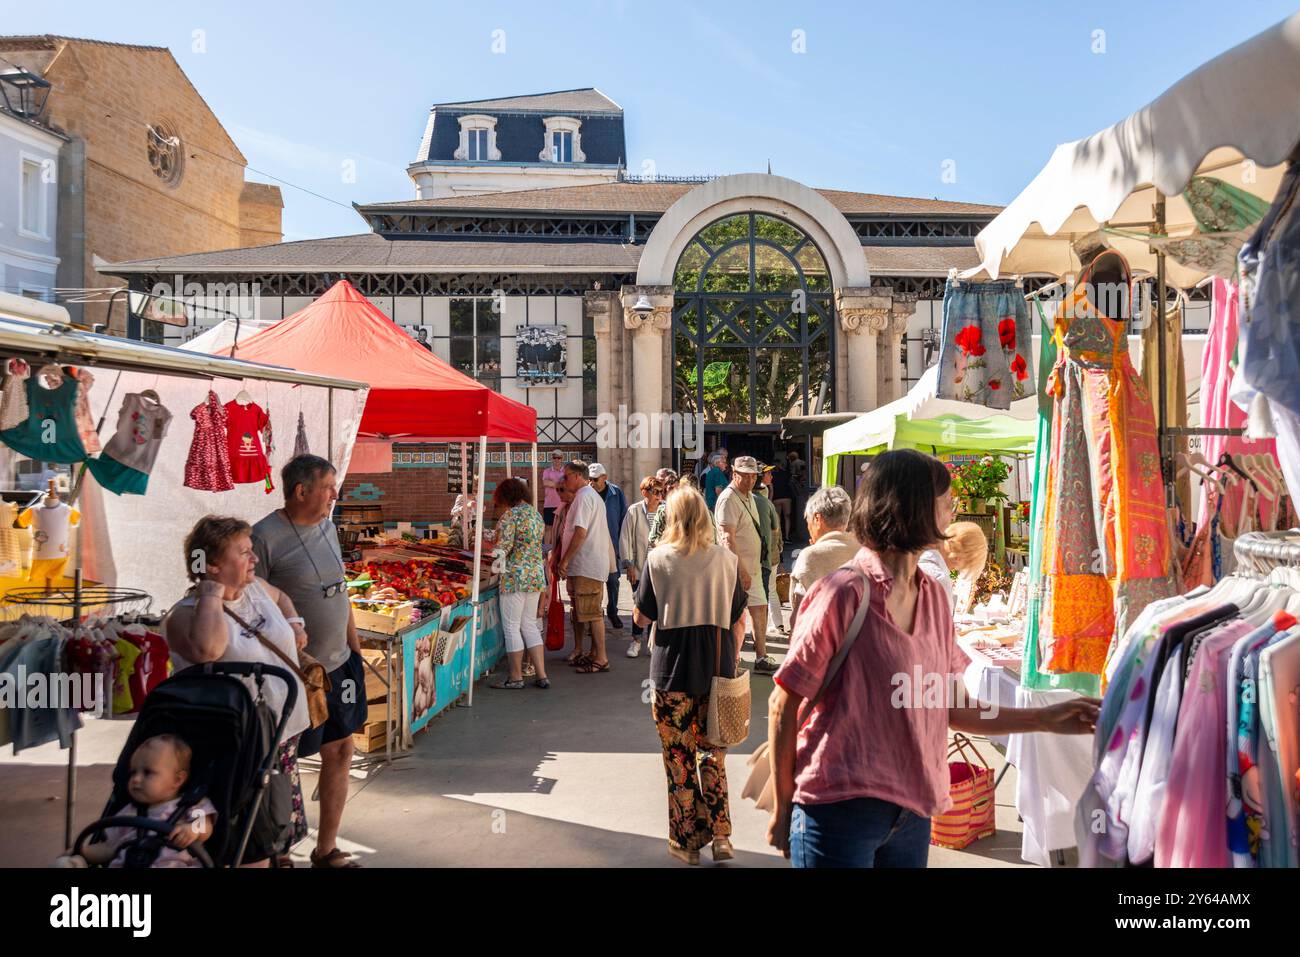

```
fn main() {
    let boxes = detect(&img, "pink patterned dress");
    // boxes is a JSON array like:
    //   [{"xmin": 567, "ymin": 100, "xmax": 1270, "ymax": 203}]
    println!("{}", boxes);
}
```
[{"xmin": 184, "ymin": 391, "xmax": 235, "ymax": 492}]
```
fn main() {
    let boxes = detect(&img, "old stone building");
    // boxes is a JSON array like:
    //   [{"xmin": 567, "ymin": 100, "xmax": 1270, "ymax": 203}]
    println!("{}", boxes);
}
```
[
  {"xmin": 104, "ymin": 88, "xmax": 1006, "ymax": 523},
  {"xmin": 0, "ymin": 35, "xmax": 282, "ymax": 330}
]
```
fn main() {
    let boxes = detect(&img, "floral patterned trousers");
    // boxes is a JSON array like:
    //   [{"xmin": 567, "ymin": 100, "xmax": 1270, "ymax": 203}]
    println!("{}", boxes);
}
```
[{"xmin": 652, "ymin": 690, "xmax": 731, "ymax": 852}]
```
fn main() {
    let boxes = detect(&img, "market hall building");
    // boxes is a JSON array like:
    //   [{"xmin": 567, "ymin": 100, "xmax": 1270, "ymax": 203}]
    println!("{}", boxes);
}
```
[{"xmin": 103, "ymin": 88, "xmax": 1000, "ymax": 518}]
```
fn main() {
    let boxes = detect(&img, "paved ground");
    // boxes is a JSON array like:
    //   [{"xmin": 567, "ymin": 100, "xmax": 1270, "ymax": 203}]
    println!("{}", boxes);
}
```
[{"xmin": 0, "ymin": 583, "xmax": 1037, "ymax": 868}]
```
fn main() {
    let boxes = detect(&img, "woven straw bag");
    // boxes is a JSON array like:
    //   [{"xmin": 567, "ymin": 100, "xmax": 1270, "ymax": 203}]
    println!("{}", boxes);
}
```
[
  {"xmin": 929, "ymin": 733, "xmax": 997, "ymax": 849},
  {"xmin": 703, "ymin": 626, "xmax": 751, "ymax": 748}
]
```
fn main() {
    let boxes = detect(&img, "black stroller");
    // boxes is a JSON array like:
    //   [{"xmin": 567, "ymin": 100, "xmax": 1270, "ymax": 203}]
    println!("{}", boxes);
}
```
[{"xmin": 72, "ymin": 661, "xmax": 297, "ymax": 868}]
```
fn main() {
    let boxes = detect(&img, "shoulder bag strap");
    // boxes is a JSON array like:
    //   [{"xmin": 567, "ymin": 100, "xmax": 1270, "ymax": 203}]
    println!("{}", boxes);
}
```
[
  {"xmin": 796, "ymin": 568, "xmax": 871, "ymax": 727},
  {"xmin": 222, "ymin": 605, "xmax": 307, "ymax": 684}
]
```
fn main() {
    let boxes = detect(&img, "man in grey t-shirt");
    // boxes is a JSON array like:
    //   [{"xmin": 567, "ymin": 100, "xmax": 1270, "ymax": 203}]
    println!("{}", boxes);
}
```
[{"xmin": 251, "ymin": 454, "xmax": 363, "ymax": 868}]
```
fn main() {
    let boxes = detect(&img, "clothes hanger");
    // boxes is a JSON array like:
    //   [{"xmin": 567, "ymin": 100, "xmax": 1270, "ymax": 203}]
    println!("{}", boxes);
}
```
[{"xmin": 234, "ymin": 386, "xmax": 252, "ymax": 405}]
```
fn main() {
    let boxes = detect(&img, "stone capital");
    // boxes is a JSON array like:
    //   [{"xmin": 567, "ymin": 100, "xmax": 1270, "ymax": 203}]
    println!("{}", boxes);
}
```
[
  {"xmin": 584, "ymin": 290, "xmax": 615, "ymax": 336},
  {"xmin": 888, "ymin": 291, "xmax": 919, "ymax": 338},
  {"xmin": 835, "ymin": 286, "xmax": 891, "ymax": 335},
  {"xmin": 620, "ymin": 284, "xmax": 674, "ymax": 334}
]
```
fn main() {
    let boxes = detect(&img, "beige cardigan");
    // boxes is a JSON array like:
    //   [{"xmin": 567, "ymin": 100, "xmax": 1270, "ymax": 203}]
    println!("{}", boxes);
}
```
[{"xmin": 644, "ymin": 543, "xmax": 738, "ymax": 631}]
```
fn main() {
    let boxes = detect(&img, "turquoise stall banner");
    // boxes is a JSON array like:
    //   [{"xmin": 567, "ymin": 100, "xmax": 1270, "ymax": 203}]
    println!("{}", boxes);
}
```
[{"xmin": 403, "ymin": 587, "xmax": 503, "ymax": 736}]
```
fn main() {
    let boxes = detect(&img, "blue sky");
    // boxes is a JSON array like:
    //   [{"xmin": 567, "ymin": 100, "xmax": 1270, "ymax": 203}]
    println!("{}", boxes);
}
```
[{"xmin": 16, "ymin": 1, "xmax": 1299, "ymax": 241}]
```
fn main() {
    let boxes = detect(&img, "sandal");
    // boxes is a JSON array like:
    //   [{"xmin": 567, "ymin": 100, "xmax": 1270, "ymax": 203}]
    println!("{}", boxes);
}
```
[
  {"xmin": 575, "ymin": 659, "xmax": 610, "ymax": 673},
  {"xmin": 310, "ymin": 847, "xmax": 362, "ymax": 869},
  {"xmin": 490, "ymin": 678, "xmax": 526, "ymax": 689},
  {"xmin": 565, "ymin": 653, "xmax": 591, "ymax": 667},
  {"xmin": 534, "ymin": 677, "xmax": 551, "ymax": 689}
]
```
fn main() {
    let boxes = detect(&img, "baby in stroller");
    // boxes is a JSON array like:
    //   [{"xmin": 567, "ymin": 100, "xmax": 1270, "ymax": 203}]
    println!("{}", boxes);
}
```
[{"xmin": 57, "ymin": 734, "xmax": 216, "ymax": 868}]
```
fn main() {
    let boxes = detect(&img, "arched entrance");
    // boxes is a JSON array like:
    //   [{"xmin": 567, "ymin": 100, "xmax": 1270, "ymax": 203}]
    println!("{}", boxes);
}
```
[{"xmin": 670, "ymin": 212, "xmax": 834, "ymax": 468}]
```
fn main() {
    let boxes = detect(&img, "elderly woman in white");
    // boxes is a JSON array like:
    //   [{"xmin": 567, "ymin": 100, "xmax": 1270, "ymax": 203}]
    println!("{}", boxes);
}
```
[
  {"xmin": 619, "ymin": 475, "xmax": 664, "ymax": 658},
  {"xmin": 787, "ymin": 486, "xmax": 858, "ymax": 632}
]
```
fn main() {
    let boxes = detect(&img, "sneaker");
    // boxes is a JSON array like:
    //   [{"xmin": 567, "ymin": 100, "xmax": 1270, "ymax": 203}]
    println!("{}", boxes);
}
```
[
  {"xmin": 753, "ymin": 656, "xmax": 779, "ymax": 675},
  {"xmin": 626, "ymin": 639, "xmax": 641, "ymax": 658}
]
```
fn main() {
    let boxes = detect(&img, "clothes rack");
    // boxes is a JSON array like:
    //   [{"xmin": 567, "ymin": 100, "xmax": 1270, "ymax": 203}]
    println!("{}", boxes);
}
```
[{"xmin": 3, "ymin": 576, "xmax": 152, "ymax": 848}]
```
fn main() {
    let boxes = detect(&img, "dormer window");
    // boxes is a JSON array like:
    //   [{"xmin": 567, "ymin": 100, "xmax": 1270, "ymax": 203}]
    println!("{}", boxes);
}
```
[
  {"xmin": 540, "ymin": 116, "xmax": 585, "ymax": 163},
  {"xmin": 454, "ymin": 114, "xmax": 500, "ymax": 162}
]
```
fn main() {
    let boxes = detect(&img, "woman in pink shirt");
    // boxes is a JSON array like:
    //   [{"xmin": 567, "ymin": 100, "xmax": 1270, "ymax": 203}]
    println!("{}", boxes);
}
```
[{"xmin": 767, "ymin": 449, "xmax": 1099, "ymax": 868}]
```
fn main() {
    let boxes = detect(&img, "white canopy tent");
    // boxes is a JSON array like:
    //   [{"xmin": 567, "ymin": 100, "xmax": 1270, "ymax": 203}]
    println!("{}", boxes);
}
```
[{"xmin": 966, "ymin": 12, "xmax": 1300, "ymax": 289}]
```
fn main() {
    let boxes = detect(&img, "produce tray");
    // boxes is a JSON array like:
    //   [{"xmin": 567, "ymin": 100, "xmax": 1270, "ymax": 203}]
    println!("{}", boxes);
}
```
[{"xmin": 351, "ymin": 601, "xmax": 417, "ymax": 635}]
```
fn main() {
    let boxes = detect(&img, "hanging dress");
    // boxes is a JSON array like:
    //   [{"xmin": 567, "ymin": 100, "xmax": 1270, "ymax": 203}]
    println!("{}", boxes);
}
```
[
  {"xmin": 0, "ymin": 359, "xmax": 30, "ymax": 431},
  {"xmin": 184, "ymin": 391, "xmax": 235, "ymax": 492},
  {"xmin": 224, "ymin": 400, "xmax": 272, "ymax": 487},
  {"xmin": 0, "ymin": 365, "xmax": 89, "ymax": 464},
  {"xmin": 87, "ymin": 392, "xmax": 173, "ymax": 495},
  {"xmin": 1037, "ymin": 253, "xmax": 1178, "ymax": 677},
  {"xmin": 70, "ymin": 368, "xmax": 101, "ymax": 456},
  {"xmin": 292, "ymin": 411, "xmax": 310, "ymax": 459}
]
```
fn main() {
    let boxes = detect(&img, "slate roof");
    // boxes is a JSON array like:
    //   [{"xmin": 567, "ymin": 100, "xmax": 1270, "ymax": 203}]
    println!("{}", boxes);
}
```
[{"xmin": 428, "ymin": 88, "xmax": 622, "ymax": 114}]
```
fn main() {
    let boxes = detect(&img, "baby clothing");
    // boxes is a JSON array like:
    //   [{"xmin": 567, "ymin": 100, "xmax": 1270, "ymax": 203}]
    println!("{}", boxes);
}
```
[
  {"xmin": 101, "ymin": 797, "xmax": 218, "ymax": 868},
  {"xmin": 0, "ymin": 366, "xmax": 88, "ymax": 463},
  {"xmin": 70, "ymin": 369, "xmax": 101, "ymax": 456},
  {"xmin": 184, "ymin": 391, "xmax": 235, "ymax": 493},
  {"xmin": 0, "ymin": 501, "xmax": 20, "ymax": 576},
  {"xmin": 18, "ymin": 501, "xmax": 79, "ymax": 561},
  {"xmin": 0, "ymin": 358, "xmax": 30, "ymax": 430},
  {"xmin": 224, "ymin": 400, "xmax": 272, "ymax": 488},
  {"xmin": 87, "ymin": 393, "xmax": 173, "ymax": 496}
]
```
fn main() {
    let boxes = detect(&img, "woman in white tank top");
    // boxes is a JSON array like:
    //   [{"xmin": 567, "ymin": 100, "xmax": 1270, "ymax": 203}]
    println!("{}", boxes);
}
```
[{"xmin": 164, "ymin": 516, "xmax": 314, "ymax": 866}]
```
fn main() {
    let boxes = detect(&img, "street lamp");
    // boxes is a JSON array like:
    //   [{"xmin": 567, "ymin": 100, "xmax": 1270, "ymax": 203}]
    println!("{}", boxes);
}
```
[{"xmin": 632, "ymin": 295, "xmax": 653, "ymax": 318}]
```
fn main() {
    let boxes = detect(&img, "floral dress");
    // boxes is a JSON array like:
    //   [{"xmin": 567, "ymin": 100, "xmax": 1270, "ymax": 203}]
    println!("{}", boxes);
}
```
[{"xmin": 495, "ymin": 503, "xmax": 545, "ymax": 594}]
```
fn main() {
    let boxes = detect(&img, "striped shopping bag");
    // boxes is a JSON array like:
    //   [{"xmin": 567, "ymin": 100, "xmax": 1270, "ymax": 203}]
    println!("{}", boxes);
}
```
[{"xmin": 930, "ymin": 733, "xmax": 997, "ymax": 850}]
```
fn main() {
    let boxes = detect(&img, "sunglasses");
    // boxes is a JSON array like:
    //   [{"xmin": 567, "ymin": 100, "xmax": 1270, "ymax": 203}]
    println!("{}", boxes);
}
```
[{"xmin": 321, "ymin": 580, "xmax": 347, "ymax": 599}]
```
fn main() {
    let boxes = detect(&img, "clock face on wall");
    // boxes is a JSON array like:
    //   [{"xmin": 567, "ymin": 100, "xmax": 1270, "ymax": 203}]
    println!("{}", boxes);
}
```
[{"xmin": 146, "ymin": 121, "xmax": 184, "ymax": 186}]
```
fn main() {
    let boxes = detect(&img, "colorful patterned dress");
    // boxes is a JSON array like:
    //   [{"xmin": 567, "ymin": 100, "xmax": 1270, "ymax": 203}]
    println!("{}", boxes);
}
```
[{"xmin": 1037, "ymin": 254, "xmax": 1178, "ymax": 677}]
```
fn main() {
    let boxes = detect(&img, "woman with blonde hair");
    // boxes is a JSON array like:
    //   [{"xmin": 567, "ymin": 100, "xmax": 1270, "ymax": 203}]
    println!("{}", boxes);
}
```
[
  {"xmin": 942, "ymin": 521, "xmax": 988, "ymax": 614},
  {"xmin": 633, "ymin": 487, "xmax": 747, "ymax": 865}
]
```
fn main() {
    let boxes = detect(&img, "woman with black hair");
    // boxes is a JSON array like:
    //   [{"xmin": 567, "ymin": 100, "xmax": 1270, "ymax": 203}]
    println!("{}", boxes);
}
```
[{"xmin": 766, "ymin": 449, "xmax": 1100, "ymax": 868}]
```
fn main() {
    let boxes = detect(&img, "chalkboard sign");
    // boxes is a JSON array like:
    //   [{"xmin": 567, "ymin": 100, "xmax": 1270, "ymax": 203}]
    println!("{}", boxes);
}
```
[{"xmin": 446, "ymin": 444, "xmax": 478, "ymax": 494}]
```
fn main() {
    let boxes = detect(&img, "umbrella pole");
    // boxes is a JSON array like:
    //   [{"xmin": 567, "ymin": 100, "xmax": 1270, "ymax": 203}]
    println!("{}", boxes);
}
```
[
  {"xmin": 1153, "ymin": 195, "xmax": 1173, "ymax": 506},
  {"xmin": 467, "ymin": 434, "xmax": 487, "ymax": 707}
]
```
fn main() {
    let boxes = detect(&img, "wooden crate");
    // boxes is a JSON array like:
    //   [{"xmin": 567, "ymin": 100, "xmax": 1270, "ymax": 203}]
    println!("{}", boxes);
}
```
[
  {"xmin": 358, "ymin": 649, "xmax": 389, "ymax": 702},
  {"xmin": 351, "ymin": 601, "xmax": 417, "ymax": 635},
  {"xmin": 353, "ymin": 720, "xmax": 388, "ymax": 754}
]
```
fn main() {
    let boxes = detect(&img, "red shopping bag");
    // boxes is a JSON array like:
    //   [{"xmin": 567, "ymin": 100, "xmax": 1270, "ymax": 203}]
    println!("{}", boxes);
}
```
[
  {"xmin": 545, "ymin": 576, "xmax": 566, "ymax": 650},
  {"xmin": 930, "ymin": 733, "xmax": 997, "ymax": 850}
]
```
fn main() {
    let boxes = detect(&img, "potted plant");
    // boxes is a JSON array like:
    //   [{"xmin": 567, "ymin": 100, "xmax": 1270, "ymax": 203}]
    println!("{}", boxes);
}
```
[{"xmin": 949, "ymin": 456, "xmax": 1011, "ymax": 514}]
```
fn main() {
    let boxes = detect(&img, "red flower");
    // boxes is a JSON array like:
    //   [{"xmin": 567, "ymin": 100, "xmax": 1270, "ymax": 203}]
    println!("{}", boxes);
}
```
[
  {"xmin": 989, "ymin": 379, "xmax": 1002, "ymax": 391},
  {"xmin": 954, "ymin": 325, "xmax": 985, "ymax": 357},
  {"xmin": 998, "ymin": 318, "xmax": 1017, "ymax": 349},
  {"xmin": 1011, "ymin": 353, "xmax": 1028, "ymax": 380}
]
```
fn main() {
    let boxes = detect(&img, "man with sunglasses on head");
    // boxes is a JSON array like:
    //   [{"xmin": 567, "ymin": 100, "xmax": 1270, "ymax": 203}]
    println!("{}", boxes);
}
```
[{"xmin": 252, "ymin": 454, "xmax": 365, "ymax": 868}]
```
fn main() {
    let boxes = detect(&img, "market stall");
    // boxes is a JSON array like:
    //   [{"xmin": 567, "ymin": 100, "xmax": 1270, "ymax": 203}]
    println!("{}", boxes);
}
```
[
  {"xmin": 0, "ymin": 290, "xmax": 368, "ymax": 847},
  {"xmin": 221, "ymin": 279, "xmax": 538, "ymax": 743},
  {"xmin": 962, "ymin": 13, "xmax": 1300, "ymax": 867}
]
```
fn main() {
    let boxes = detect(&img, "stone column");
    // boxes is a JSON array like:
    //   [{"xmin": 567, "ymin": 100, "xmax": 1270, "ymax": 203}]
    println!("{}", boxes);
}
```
[
  {"xmin": 586, "ymin": 290, "xmax": 629, "ymax": 481},
  {"xmin": 881, "ymin": 294, "xmax": 918, "ymax": 403},
  {"xmin": 619, "ymin": 285, "xmax": 674, "ymax": 485},
  {"xmin": 836, "ymin": 287, "xmax": 893, "ymax": 413}
]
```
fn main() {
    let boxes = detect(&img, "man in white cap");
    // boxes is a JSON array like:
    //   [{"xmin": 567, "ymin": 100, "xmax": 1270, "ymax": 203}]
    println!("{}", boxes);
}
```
[
  {"xmin": 715, "ymin": 455, "xmax": 776, "ymax": 674},
  {"xmin": 588, "ymin": 462, "xmax": 628, "ymax": 632}
]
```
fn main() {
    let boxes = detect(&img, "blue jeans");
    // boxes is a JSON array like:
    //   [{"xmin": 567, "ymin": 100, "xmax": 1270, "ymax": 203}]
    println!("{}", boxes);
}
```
[{"xmin": 789, "ymin": 798, "xmax": 931, "ymax": 868}]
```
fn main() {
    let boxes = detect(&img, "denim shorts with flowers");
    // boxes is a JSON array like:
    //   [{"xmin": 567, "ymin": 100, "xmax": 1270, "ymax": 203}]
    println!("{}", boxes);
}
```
[{"xmin": 934, "ymin": 279, "xmax": 1033, "ymax": 410}]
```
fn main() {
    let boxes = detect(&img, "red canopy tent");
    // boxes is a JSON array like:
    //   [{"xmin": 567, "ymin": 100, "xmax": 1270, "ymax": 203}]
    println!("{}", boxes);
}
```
[
  {"xmin": 230, "ymin": 279, "xmax": 536, "ymax": 442},
  {"xmin": 229, "ymin": 279, "xmax": 537, "ymax": 709}
]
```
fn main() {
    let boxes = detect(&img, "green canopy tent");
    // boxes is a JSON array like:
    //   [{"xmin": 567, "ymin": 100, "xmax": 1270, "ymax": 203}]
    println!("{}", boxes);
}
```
[{"xmin": 821, "ymin": 366, "xmax": 1037, "ymax": 485}]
